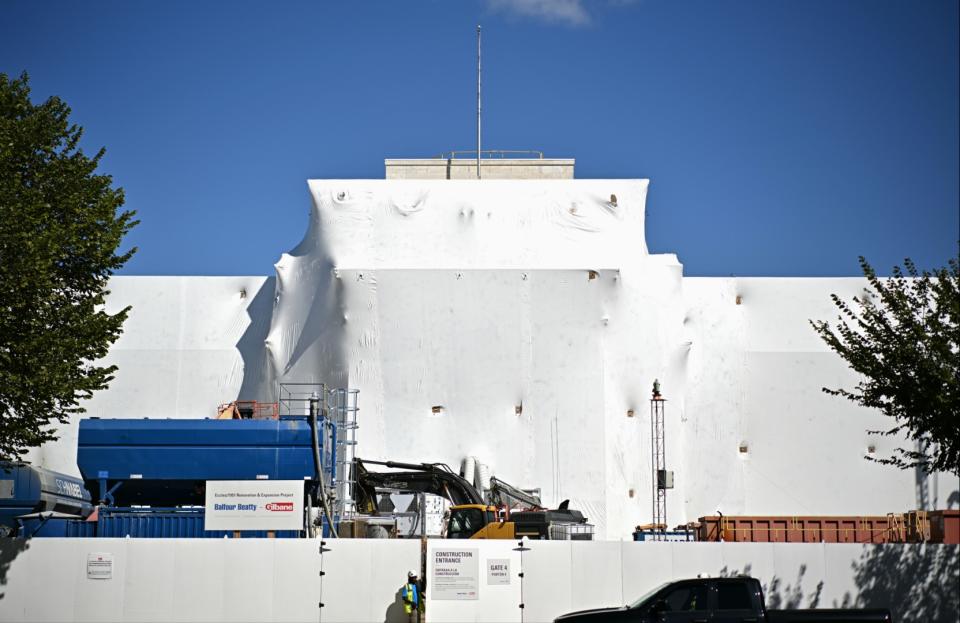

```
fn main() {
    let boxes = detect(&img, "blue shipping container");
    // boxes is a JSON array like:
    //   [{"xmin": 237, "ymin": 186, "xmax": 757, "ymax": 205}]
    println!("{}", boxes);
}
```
[{"xmin": 95, "ymin": 508, "xmax": 301, "ymax": 539}]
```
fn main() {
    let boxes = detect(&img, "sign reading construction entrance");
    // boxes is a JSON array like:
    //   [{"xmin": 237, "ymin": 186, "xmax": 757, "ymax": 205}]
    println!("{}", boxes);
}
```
[
  {"xmin": 432, "ymin": 548, "xmax": 479, "ymax": 600},
  {"xmin": 204, "ymin": 480, "xmax": 304, "ymax": 531}
]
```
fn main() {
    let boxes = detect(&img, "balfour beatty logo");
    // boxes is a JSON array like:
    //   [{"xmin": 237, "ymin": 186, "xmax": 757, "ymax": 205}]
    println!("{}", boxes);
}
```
[{"xmin": 265, "ymin": 502, "xmax": 294, "ymax": 512}]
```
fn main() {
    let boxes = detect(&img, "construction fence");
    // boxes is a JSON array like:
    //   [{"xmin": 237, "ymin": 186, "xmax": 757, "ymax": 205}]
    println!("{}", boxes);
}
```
[{"xmin": 0, "ymin": 538, "xmax": 956, "ymax": 623}]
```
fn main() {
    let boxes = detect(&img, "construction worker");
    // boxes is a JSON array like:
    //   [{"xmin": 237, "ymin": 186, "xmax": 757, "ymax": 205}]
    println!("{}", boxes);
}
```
[{"xmin": 402, "ymin": 570, "xmax": 421, "ymax": 622}]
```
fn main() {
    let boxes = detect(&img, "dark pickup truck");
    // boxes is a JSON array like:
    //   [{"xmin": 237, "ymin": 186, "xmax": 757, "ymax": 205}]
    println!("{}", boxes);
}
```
[{"xmin": 553, "ymin": 576, "xmax": 891, "ymax": 623}]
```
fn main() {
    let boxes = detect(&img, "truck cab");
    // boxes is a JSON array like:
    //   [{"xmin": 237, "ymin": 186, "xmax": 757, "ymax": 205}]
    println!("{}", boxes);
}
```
[{"xmin": 554, "ymin": 577, "xmax": 892, "ymax": 623}]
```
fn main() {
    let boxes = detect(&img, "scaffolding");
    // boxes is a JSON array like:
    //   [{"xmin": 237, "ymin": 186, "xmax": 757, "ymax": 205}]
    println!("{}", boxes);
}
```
[
  {"xmin": 650, "ymin": 395, "xmax": 669, "ymax": 540},
  {"xmin": 278, "ymin": 383, "xmax": 360, "ymax": 524},
  {"xmin": 328, "ymin": 388, "xmax": 359, "ymax": 519}
]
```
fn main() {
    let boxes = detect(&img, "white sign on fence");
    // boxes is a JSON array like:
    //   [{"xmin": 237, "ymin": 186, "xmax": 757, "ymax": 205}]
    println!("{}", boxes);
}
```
[
  {"xmin": 432, "ymin": 548, "xmax": 479, "ymax": 600},
  {"xmin": 86, "ymin": 552, "xmax": 113, "ymax": 579},
  {"xmin": 487, "ymin": 558, "xmax": 511, "ymax": 585},
  {"xmin": 204, "ymin": 480, "xmax": 304, "ymax": 531}
]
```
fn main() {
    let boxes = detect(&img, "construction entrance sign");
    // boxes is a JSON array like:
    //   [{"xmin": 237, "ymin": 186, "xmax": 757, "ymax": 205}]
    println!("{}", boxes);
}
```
[{"xmin": 431, "ymin": 548, "xmax": 479, "ymax": 600}]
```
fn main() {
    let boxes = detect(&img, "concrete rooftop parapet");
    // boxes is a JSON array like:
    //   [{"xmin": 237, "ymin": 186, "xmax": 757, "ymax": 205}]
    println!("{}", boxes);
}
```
[{"xmin": 385, "ymin": 157, "xmax": 575, "ymax": 179}]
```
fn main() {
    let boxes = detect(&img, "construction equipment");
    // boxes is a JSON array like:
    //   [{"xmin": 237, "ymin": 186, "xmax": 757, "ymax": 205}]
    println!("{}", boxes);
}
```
[
  {"xmin": 2, "ymin": 384, "xmax": 358, "ymax": 540},
  {"xmin": 353, "ymin": 458, "xmax": 594, "ymax": 540},
  {"xmin": 0, "ymin": 462, "xmax": 93, "ymax": 537},
  {"xmin": 4, "ymin": 384, "xmax": 356, "ymax": 539},
  {"xmin": 694, "ymin": 511, "xmax": 960, "ymax": 544},
  {"xmin": 69, "ymin": 413, "xmax": 335, "ymax": 538}
]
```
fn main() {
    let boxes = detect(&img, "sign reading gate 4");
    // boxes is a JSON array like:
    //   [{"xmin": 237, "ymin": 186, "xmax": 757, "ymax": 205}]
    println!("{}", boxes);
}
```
[{"xmin": 204, "ymin": 480, "xmax": 304, "ymax": 531}]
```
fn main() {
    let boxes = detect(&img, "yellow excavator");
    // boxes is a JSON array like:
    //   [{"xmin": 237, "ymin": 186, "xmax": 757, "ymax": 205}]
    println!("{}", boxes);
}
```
[{"xmin": 354, "ymin": 459, "xmax": 593, "ymax": 540}]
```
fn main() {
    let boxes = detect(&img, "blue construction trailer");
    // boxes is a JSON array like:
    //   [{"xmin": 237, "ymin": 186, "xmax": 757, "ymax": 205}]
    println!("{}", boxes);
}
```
[
  {"xmin": 69, "ymin": 413, "xmax": 338, "ymax": 538},
  {"xmin": 78, "ymin": 417, "xmax": 329, "ymax": 506},
  {"xmin": 3, "ymin": 387, "xmax": 356, "ymax": 539}
]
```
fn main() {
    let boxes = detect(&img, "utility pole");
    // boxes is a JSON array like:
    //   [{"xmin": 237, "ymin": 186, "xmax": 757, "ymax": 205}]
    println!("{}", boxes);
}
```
[{"xmin": 477, "ymin": 24, "xmax": 482, "ymax": 180}]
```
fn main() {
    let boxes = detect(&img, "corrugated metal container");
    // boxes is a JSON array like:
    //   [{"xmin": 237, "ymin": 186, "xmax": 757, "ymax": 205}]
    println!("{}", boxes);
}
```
[
  {"xmin": 930, "ymin": 510, "xmax": 960, "ymax": 544},
  {"xmin": 65, "ymin": 520, "xmax": 96, "ymax": 538},
  {"xmin": 633, "ymin": 529, "xmax": 695, "ymax": 542},
  {"xmin": 96, "ymin": 509, "xmax": 301, "ymax": 539},
  {"xmin": 696, "ymin": 515, "xmax": 907, "ymax": 543},
  {"xmin": 18, "ymin": 516, "xmax": 84, "ymax": 538},
  {"xmin": 78, "ymin": 418, "xmax": 324, "ymax": 507}
]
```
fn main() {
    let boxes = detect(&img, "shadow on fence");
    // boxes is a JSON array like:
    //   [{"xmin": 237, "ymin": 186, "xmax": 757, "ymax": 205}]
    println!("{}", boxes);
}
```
[
  {"xmin": 720, "ymin": 545, "xmax": 959, "ymax": 623},
  {"xmin": 718, "ymin": 563, "xmax": 823, "ymax": 610},
  {"xmin": 0, "ymin": 539, "xmax": 29, "ymax": 600},
  {"xmin": 848, "ymin": 544, "xmax": 959, "ymax": 623}
]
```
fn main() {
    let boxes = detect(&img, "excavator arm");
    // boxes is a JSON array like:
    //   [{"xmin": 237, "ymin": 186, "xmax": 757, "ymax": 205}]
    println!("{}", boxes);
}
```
[
  {"xmin": 353, "ymin": 459, "xmax": 484, "ymax": 514},
  {"xmin": 488, "ymin": 476, "xmax": 543, "ymax": 510}
]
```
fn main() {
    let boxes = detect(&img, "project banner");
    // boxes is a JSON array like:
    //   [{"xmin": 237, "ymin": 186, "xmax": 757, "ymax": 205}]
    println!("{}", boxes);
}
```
[
  {"xmin": 204, "ymin": 480, "xmax": 304, "ymax": 531},
  {"xmin": 432, "ymin": 548, "xmax": 479, "ymax": 600}
]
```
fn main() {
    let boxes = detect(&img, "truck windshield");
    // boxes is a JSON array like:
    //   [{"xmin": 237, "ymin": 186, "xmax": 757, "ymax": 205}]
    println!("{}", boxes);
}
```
[{"xmin": 627, "ymin": 583, "xmax": 669, "ymax": 609}]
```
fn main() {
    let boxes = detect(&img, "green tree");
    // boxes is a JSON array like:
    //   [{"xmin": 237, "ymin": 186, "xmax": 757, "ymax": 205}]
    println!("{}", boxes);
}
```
[
  {"xmin": 0, "ymin": 73, "xmax": 137, "ymax": 461},
  {"xmin": 811, "ymin": 253, "xmax": 959, "ymax": 477}
]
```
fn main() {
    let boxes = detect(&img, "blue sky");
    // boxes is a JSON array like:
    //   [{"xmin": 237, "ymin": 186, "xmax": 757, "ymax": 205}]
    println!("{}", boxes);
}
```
[{"xmin": 2, "ymin": 0, "xmax": 957, "ymax": 276}]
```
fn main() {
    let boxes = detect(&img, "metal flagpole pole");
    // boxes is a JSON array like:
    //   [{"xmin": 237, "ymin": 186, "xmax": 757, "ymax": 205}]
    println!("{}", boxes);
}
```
[{"xmin": 477, "ymin": 24, "xmax": 482, "ymax": 180}]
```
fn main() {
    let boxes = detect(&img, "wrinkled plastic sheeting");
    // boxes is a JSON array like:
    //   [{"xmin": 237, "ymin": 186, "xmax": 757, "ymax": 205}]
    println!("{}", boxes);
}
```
[
  {"xmin": 25, "ymin": 276, "xmax": 276, "ymax": 476},
  {"xmin": 259, "ymin": 179, "xmax": 689, "ymax": 538},
  {"xmin": 29, "ymin": 181, "xmax": 957, "ymax": 537}
]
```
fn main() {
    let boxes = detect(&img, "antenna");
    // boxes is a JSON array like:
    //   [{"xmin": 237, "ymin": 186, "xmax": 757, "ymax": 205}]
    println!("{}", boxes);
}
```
[{"xmin": 477, "ymin": 24, "xmax": 482, "ymax": 180}]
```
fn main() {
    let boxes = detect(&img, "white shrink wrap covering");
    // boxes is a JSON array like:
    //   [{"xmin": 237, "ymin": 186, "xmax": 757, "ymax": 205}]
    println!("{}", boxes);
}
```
[
  {"xmin": 257, "ymin": 179, "xmax": 689, "ymax": 538},
  {"xmin": 26, "ymin": 179, "xmax": 958, "ymax": 539},
  {"xmin": 255, "ymin": 178, "xmax": 958, "ymax": 537}
]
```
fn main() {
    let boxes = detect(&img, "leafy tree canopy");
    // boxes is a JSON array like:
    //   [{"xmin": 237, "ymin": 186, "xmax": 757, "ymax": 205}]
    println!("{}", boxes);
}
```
[
  {"xmin": 811, "ymin": 253, "xmax": 959, "ymax": 477},
  {"xmin": 0, "ymin": 72, "xmax": 137, "ymax": 461}
]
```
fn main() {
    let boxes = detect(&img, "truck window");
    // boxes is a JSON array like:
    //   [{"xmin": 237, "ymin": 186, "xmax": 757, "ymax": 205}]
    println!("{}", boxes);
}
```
[
  {"xmin": 716, "ymin": 583, "xmax": 752, "ymax": 610},
  {"xmin": 663, "ymin": 585, "xmax": 709, "ymax": 611}
]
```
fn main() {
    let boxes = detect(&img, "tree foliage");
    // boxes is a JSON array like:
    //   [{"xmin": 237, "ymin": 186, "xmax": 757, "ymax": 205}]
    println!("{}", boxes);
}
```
[
  {"xmin": 811, "ymin": 253, "xmax": 959, "ymax": 476},
  {"xmin": 0, "ymin": 73, "xmax": 137, "ymax": 461}
]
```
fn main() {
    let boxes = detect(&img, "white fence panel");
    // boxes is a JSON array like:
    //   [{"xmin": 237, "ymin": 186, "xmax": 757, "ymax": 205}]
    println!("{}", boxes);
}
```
[
  {"xmin": 0, "ymin": 539, "xmax": 955, "ymax": 623},
  {"xmin": 319, "ymin": 538, "xmax": 421, "ymax": 623},
  {"xmin": 169, "ymin": 539, "xmax": 228, "ymax": 622},
  {"xmin": 521, "ymin": 541, "xmax": 573, "ymax": 623},
  {"xmin": 820, "ymin": 543, "xmax": 865, "ymax": 608},
  {"xmin": 768, "ymin": 543, "xmax": 827, "ymax": 609},
  {"xmin": 72, "ymin": 539, "xmax": 128, "ymax": 623},
  {"xmin": 720, "ymin": 542, "xmax": 776, "ymax": 584},
  {"xmin": 669, "ymin": 540, "xmax": 722, "ymax": 579},
  {"xmin": 272, "ymin": 539, "xmax": 322, "ymax": 622},
  {"xmin": 569, "ymin": 540, "xmax": 623, "ymax": 613},
  {"xmin": 123, "ymin": 539, "xmax": 176, "ymax": 622},
  {"xmin": 620, "ymin": 541, "xmax": 675, "ymax": 603},
  {"xmin": 1, "ymin": 538, "xmax": 78, "ymax": 622}
]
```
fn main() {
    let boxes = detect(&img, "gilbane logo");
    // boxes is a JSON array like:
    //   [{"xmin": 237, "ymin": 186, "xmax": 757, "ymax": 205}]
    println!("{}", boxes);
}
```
[{"xmin": 265, "ymin": 502, "xmax": 294, "ymax": 512}]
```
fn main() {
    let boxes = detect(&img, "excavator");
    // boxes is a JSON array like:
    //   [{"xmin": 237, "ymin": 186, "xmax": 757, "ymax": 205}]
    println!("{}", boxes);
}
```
[{"xmin": 353, "ymin": 459, "xmax": 593, "ymax": 540}]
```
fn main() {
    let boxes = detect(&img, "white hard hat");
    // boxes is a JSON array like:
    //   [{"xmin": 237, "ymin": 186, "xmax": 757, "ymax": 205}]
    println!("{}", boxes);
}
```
[{"xmin": 408, "ymin": 570, "xmax": 417, "ymax": 578}]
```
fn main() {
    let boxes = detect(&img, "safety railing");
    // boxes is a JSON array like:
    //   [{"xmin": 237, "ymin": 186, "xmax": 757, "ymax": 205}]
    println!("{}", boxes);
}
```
[{"xmin": 436, "ymin": 149, "xmax": 544, "ymax": 159}]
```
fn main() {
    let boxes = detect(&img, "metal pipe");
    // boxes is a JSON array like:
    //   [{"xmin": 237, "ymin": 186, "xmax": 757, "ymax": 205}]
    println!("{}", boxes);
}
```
[
  {"xmin": 309, "ymin": 391, "xmax": 338, "ymax": 538},
  {"xmin": 306, "ymin": 494, "xmax": 315, "ymax": 538},
  {"xmin": 477, "ymin": 24, "xmax": 482, "ymax": 180}
]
